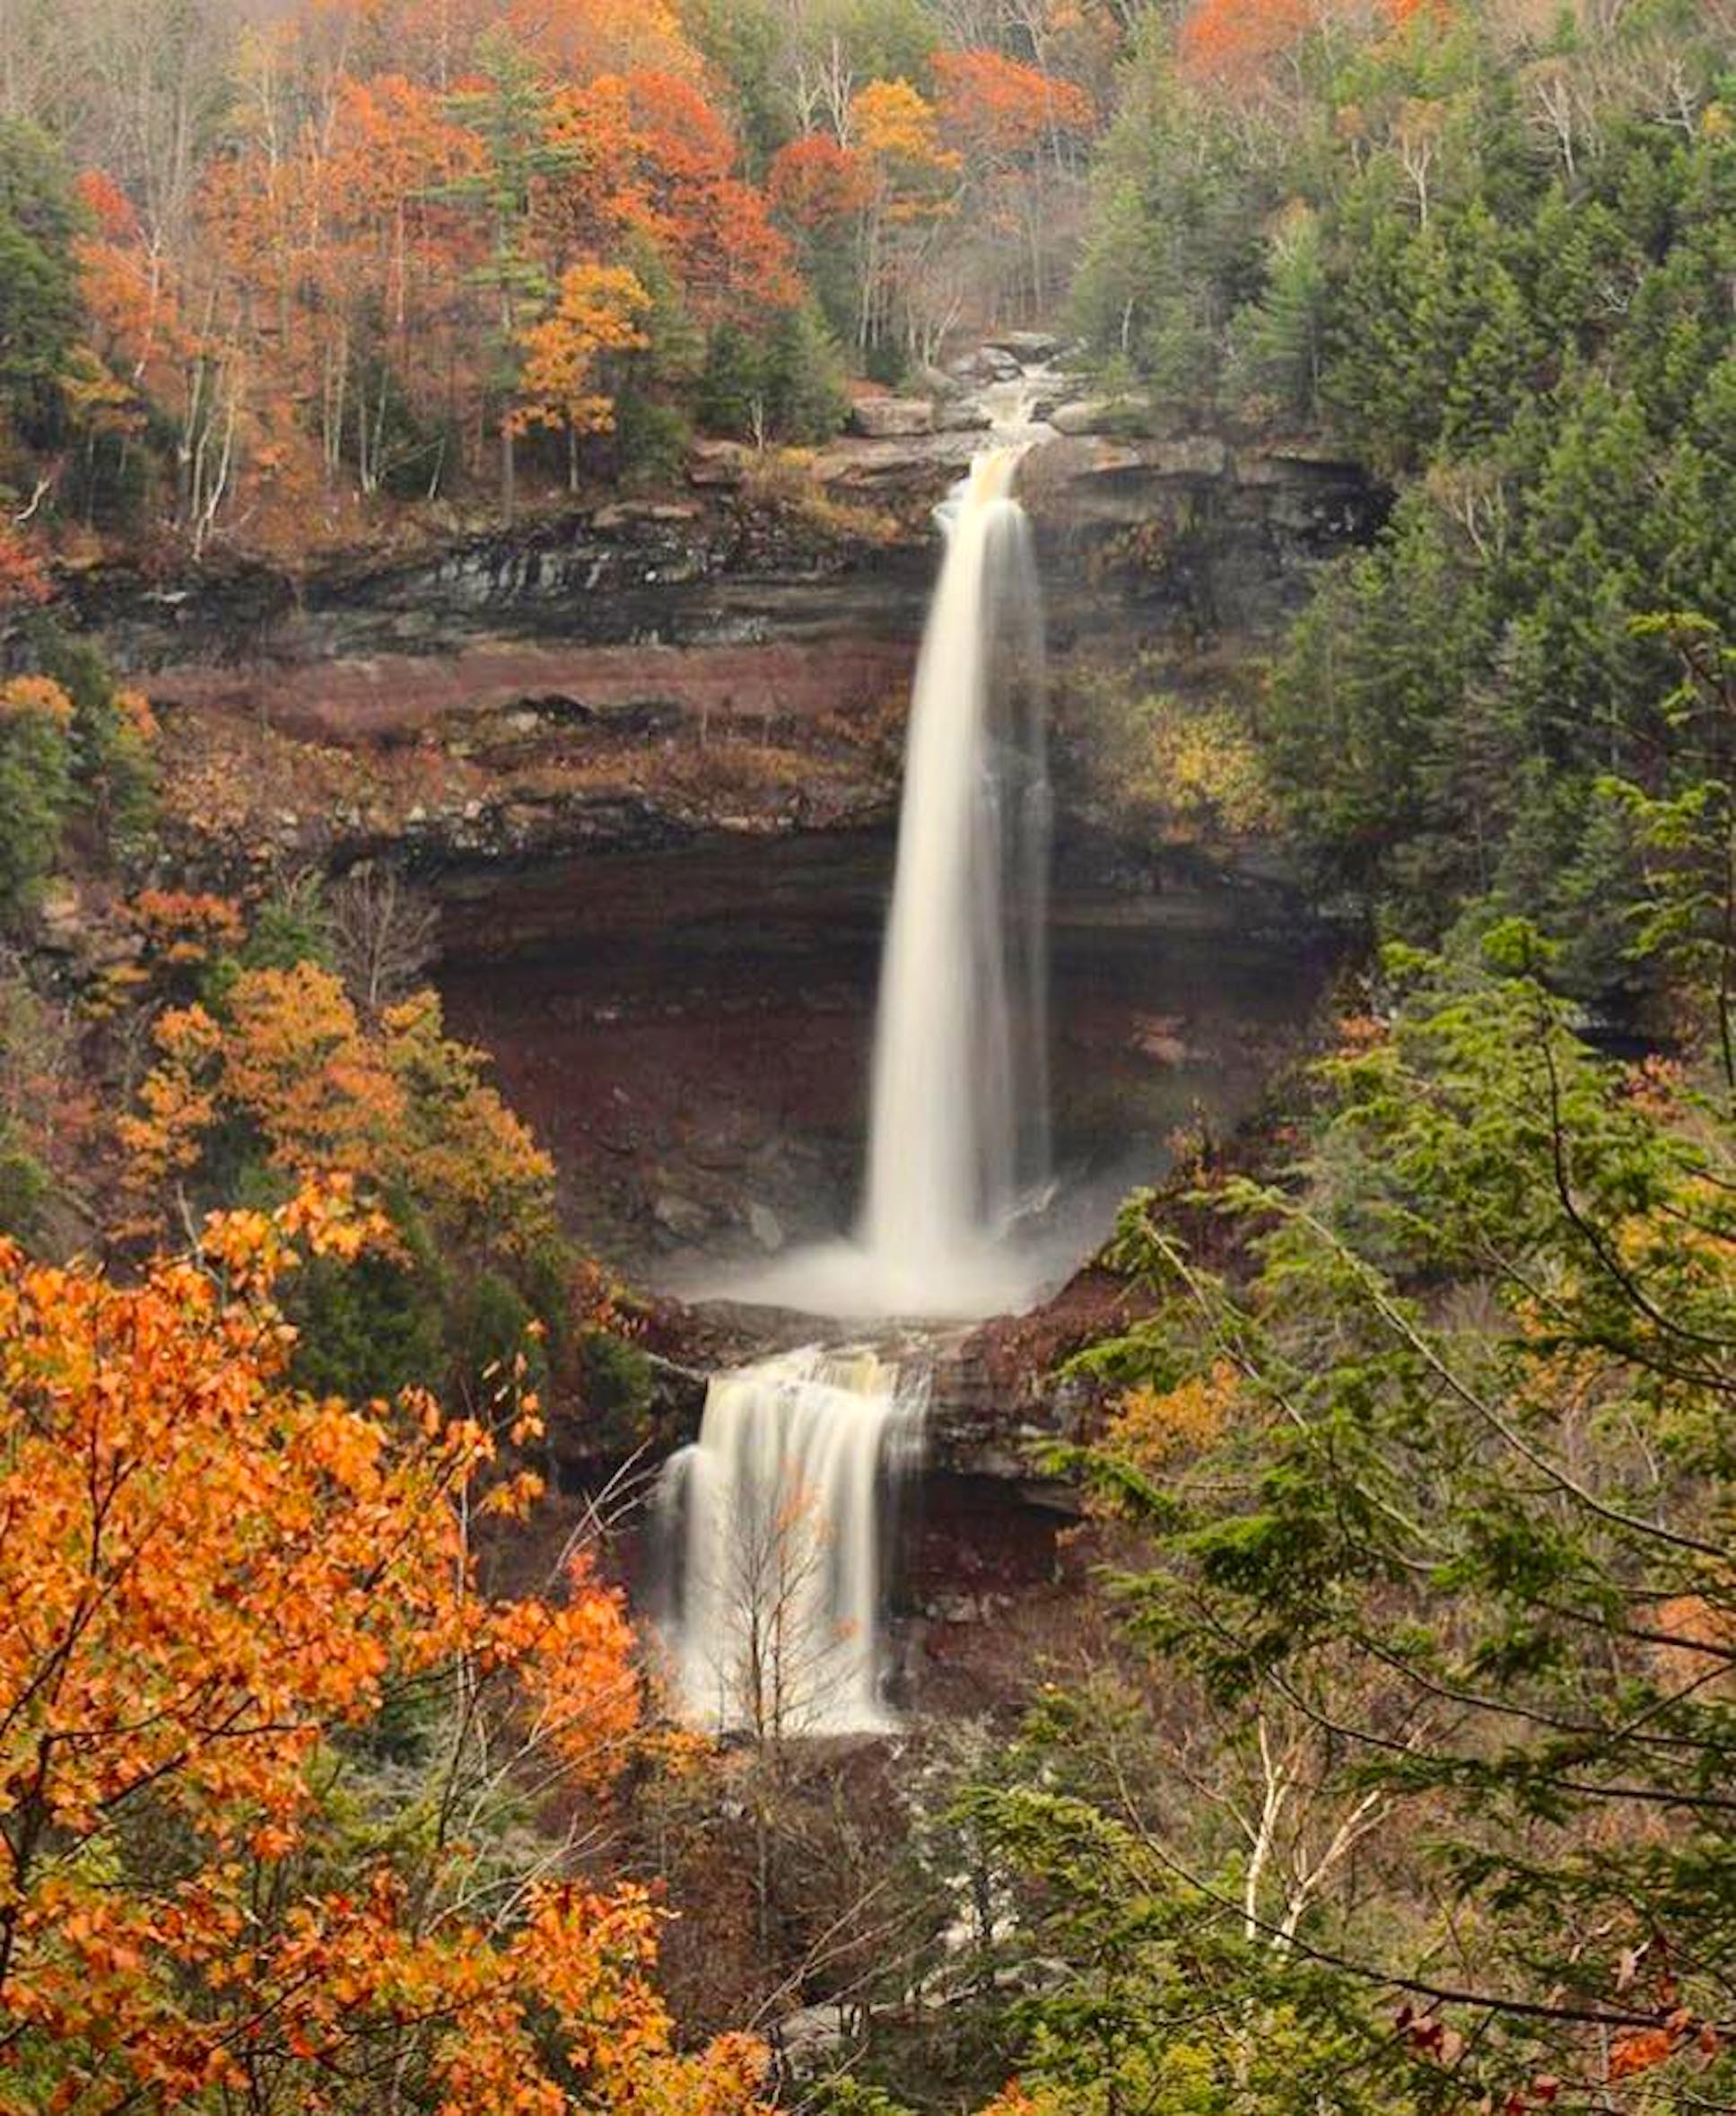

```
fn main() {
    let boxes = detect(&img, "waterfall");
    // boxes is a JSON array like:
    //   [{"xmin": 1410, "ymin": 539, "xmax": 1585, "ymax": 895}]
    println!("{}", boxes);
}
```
[
  {"xmin": 720, "ymin": 441, "xmax": 1054, "ymax": 1321},
  {"xmin": 659, "ymin": 1348, "xmax": 926, "ymax": 1735},
  {"xmin": 659, "ymin": 441, "xmax": 1051, "ymax": 1730},
  {"xmin": 859, "ymin": 445, "xmax": 1051, "ymax": 1306}
]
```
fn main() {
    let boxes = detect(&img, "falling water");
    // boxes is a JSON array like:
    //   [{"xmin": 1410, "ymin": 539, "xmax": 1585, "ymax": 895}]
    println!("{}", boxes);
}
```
[
  {"xmin": 859, "ymin": 445, "xmax": 1051, "ymax": 1306},
  {"xmin": 659, "ymin": 1347, "xmax": 926, "ymax": 1735},
  {"xmin": 660, "ymin": 439, "xmax": 1051, "ymax": 1729}
]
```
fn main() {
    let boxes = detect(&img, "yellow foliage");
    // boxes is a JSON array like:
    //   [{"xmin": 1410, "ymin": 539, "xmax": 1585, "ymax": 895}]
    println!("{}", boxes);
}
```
[
  {"xmin": 1087, "ymin": 680, "xmax": 1278, "ymax": 841},
  {"xmin": 0, "ymin": 675, "xmax": 74, "ymax": 725},
  {"xmin": 513, "ymin": 263, "xmax": 653, "ymax": 442},
  {"xmin": 1104, "ymin": 1360, "xmax": 1240, "ymax": 1473},
  {"xmin": 122, "ymin": 964, "xmax": 557, "ymax": 1259}
]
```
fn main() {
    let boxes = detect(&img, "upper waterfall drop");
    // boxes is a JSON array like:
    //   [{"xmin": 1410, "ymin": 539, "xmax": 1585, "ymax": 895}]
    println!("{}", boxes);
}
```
[
  {"xmin": 725, "ymin": 436, "xmax": 1055, "ymax": 1322},
  {"xmin": 858, "ymin": 444, "xmax": 1051, "ymax": 1309}
]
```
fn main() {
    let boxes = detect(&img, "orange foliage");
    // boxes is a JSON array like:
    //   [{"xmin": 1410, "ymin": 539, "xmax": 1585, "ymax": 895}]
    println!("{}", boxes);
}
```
[
  {"xmin": 128, "ymin": 887, "xmax": 245, "ymax": 966},
  {"xmin": 1609, "ymin": 2015, "xmax": 1695, "ymax": 2083},
  {"xmin": 68, "ymin": 0, "xmax": 799, "ymax": 527},
  {"xmin": 933, "ymin": 48, "xmax": 1094, "ymax": 159},
  {"xmin": 767, "ymin": 133, "xmax": 872, "ymax": 229},
  {"xmin": 304, "ymin": 0, "xmax": 707, "ymax": 85},
  {"xmin": 1104, "ymin": 1360, "xmax": 1239, "ymax": 1473},
  {"xmin": 1178, "ymin": 0, "xmax": 1433, "ymax": 87},
  {"xmin": 546, "ymin": 73, "xmax": 798, "ymax": 324},
  {"xmin": 0, "ymin": 1185, "xmax": 771, "ymax": 2113},
  {"xmin": 1177, "ymin": 0, "xmax": 1310, "ymax": 83},
  {"xmin": 510, "ymin": 1552, "xmax": 644, "ymax": 1788},
  {"xmin": 0, "ymin": 676, "xmax": 74, "ymax": 726},
  {"xmin": 0, "ymin": 527, "xmax": 49, "ymax": 610}
]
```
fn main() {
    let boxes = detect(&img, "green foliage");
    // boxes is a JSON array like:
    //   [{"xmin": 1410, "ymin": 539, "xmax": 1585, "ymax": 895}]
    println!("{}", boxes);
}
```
[
  {"xmin": 23, "ymin": 625, "xmax": 158, "ymax": 868},
  {"xmin": 1071, "ymin": 44, "xmax": 1279, "ymax": 405},
  {"xmin": 576, "ymin": 1327, "xmax": 657, "ymax": 1449},
  {"xmin": 699, "ymin": 304, "xmax": 849, "ymax": 445},
  {"xmin": 0, "ymin": 1125, "xmax": 49, "ymax": 1240},
  {"xmin": 0, "ymin": 686, "xmax": 73, "ymax": 929},
  {"xmin": 1075, "ymin": 8, "xmax": 1735, "ymax": 1012},
  {"xmin": 0, "ymin": 118, "xmax": 80, "ymax": 450},
  {"xmin": 237, "ymin": 870, "xmax": 336, "ymax": 974},
  {"xmin": 286, "ymin": 1239, "xmax": 447, "ymax": 1404},
  {"xmin": 802, "ymin": 2084, "xmax": 920, "ymax": 2116},
  {"xmin": 992, "ymin": 959, "xmax": 1736, "ymax": 2110}
]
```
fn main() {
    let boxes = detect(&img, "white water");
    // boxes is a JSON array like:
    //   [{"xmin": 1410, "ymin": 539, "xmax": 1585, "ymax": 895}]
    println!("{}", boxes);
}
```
[
  {"xmin": 660, "ymin": 424, "xmax": 1053, "ymax": 1730},
  {"xmin": 725, "ymin": 438, "xmax": 1053, "ymax": 1321},
  {"xmin": 659, "ymin": 1347, "xmax": 925, "ymax": 1734}
]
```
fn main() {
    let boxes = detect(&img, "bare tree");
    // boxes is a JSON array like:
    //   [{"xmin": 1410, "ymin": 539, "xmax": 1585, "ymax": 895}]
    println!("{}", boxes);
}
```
[
  {"xmin": 59, "ymin": 0, "xmax": 240, "ymax": 249},
  {"xmin": 329, "ymin": 862, "xmax": 441, "ymax": 1021}
]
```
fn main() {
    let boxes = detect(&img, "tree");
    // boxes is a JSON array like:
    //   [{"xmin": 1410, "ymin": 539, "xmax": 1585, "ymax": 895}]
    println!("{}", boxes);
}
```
[
  {"xmin": 0, "ymin": 118, "xmax": 80, "ymax": 450},
  {"xmin": 0, "ymin": 1180, "xmax": 774, "ymax": 2113},
  {"xmin": 0, "ymin": 675, "xmax": 73, "ymax": 930},
  {"xmin": 932, "ymin": 49, "xmax": 1093, "ymax": 317},
  {"xmin": 438, "ymin": 29, "xmax": 575, "ymax": 511},
  {"xmin": 964, "ymin": 948, "xmax": 1736, "ymax": 2112},
  {"xmin": 513, "ymin": 261, "xmax": 652, "ymax": 487},
  {"xmin": 123, "ymin": 959, "xmax": 558, "ymax": 1267},
  {"xmin": 845, "ymin": 77, "xmax": 959, "ymax": 354}
]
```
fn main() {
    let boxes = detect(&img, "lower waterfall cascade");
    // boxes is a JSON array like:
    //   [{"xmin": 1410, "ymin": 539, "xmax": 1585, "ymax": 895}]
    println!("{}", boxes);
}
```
[{"xmin": 657, "ymin": 1348, "xmax": 926, "ymax": 1735}]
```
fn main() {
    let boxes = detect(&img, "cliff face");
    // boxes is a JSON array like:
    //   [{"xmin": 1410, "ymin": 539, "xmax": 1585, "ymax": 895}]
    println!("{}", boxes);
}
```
[
  {"xmin": 61, "ymin": 433, "xmax": 1383, "ymax": 882},
  {"xmin": 35, "ymin": 425, "xmax": 1360, "ymax": 1489}
]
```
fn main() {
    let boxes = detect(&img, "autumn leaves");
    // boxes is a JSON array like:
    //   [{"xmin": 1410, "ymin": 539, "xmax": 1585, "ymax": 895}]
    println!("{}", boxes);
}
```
[{"xmin": 0, "ymin": 1184, "xmax": 776, "ymax": 2111}]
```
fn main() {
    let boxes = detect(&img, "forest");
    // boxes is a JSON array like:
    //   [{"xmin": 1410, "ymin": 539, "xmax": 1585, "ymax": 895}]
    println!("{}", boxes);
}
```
[{"xmin": 2, "ymin": 0, "xmax": 1736, "ymax": 2112}]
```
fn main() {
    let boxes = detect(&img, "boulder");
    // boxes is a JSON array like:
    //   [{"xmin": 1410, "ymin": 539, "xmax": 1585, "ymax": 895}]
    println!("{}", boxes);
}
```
[
  {"xmin": 687, "ymin": 439, "xmax": 747, "ymax": 488},
  {"xmin": 1028, "ymin": 382, "xmax": 1087, "ymax": 423},
  {"xmin": 772, "ymin": 2004, "xmax": 856, "ymax": 2073},
  {"xmin": 915, "ymin": 361, "xmax": 964, "ymax": 400},
  {"xmin": 32, "ymin": 881, "xmax": 87, "ymax": 955},
  {"xmin": 651, "ymin": 1190, "xmax": 714, "ymax": 1242},
  {"xmin": 849, "ymin": 396, "xmax": 935, "ymax": 439},
  {"xmin": 947, "ymin": 346, "xmax": 1021, "ymax": 385},
  {"xmin": 935, "ymin": 398, "xmax": 993, "ymax": 433},
  {"xmin": 1050, "ymin": 393, "xmax": 1153, "ymax": 438},
  {"xmin": 984, "ymin": 328, "xmax": 1063, "ymax": 363}
]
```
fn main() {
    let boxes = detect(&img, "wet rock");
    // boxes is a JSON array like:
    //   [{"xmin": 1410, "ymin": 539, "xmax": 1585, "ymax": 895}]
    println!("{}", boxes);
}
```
[
  {"xmin": 746, "ymin": 1201, "xmax": 786, "ymax": 1253},
  {"xmin": 811, "ymin": 431, "xmax": 981, "ymax": 490},
  {"xmin": 850, "ymin": 397, "xmax": 935, "ymax": 440},
  {"xmin": 1028, "ymin": 379, "xmax": 1087, "ymax": 422},
  {"xmin": 949, "ymin": 345, "xmax": 1022, "ymax": 385},
  {"xmin": 651, "ymin": 1190, "xmax": 714, "ymax": 1242}
]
